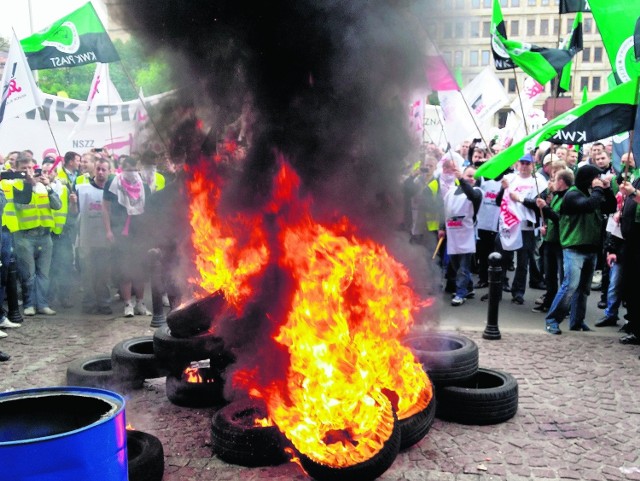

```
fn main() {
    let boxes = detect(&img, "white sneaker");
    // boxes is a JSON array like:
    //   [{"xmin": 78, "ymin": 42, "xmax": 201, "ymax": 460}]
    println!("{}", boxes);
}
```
[
  {"xmin": 162, "ymin": 294, "xmax": 170, "ymax": 307},
  {"xmin": 37, "ymin": 307, "xmax": 56, "ymax": 316},
  {"xmin": 23, "ymin": 307, "xmax": 35, "ymax": 316},
  {"xmin": 134, "ymin": 301, "xmax": 151, "ymax": 316},
  {"xmin": 0, "ymin": 329, "xmax": 7, "ymax": 338},
  {"xmin": 0, "ymin": 317, "xmax": 21, "ymax": 329},
  {"xmin": 124, "ymin": 303, "xmax": 134, "ymax": 318}
]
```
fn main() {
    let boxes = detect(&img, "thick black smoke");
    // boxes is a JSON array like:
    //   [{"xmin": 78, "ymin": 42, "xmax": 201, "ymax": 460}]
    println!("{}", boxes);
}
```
[{"xmin": 114, "ymin": 0, "xmax": 434, "ymax": 229}]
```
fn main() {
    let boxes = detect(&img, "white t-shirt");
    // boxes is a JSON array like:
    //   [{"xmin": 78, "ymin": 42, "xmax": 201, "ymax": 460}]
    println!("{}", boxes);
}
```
[{"xmin": 76, "ymin": 182, "xmax": 108, "ymax": 249}]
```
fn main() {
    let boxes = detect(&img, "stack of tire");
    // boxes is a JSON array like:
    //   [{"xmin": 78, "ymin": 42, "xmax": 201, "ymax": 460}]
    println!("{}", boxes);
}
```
[{"xmin": 406, "ymin": 332, "xmax": 518, "ymax": 425}]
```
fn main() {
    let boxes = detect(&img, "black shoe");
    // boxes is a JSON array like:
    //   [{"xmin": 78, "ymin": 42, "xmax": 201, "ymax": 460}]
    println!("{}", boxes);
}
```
[
  {"xmin": 475, "ymin": 281, "xmax": 489, "ymax": 289},
  {"xmin": 531, "ymin": 305, "xmax": 548, "ymax": 313},
  {"xmin": 502, "ymin": 284, "xmax": 511, "ymax": 293},
  {"xmin": 597, "ymin": 300, "xmax": 607, "ymax": 309},
  {"xmin": 570, "ymin": 323, "xmax": 592, "ymax": 332},
  {"xmin": 480, "ymin": 293, "xmax": 489, "ymax": 301},
  {"xmin": 511, "ymin": 296, "xmax": 524, "ymax": 305},
  {"xmin": 595, "ymin": 316, "xmax": 618, "ymax": 327},
  {"xmin": 619, "ymin": 322, "xmax": 632, "ymax": 333},
  {"xmin": 529, "ymin": 282, "xmax": 547, "ymax": 290},
  {"xmin": 465, "ymin": 290, "xmax": 476, "ymax": 299},
  {"xmin": 0, "ymin": 351, "xmax": 10, "ymax": 362},
  {"xmin": 444, "ymin": 284, "xmax": 456, "ymax": 294},
  {"xmin": 619, "ymin": 334, "xmax": 640, "ymax": 345}
]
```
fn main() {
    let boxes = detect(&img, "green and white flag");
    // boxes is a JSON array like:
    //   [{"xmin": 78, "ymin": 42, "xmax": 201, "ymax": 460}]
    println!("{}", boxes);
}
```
[
  {"xmin": 21, "ymin": 2, "xmax": 119, "ymax": 70},
  {"xmin": 491, "ymin": 0, "xmax": 575, "ymax": 85},
  {"xmin": 589, "ymin": 0, "xmax": 640, "ymax": 84},
  {"xmin": 475, "ymin": 78, "xmax": 639, "ymax": 179},
  {"xmin": 557, "ymin": 12, "xmax": 583, "ymax": 94}
]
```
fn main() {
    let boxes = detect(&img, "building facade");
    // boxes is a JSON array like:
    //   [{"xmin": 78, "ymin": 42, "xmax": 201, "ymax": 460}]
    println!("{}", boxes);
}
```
[{"xmin": 430, "ymin": 0, "xmax": 610, "ymax": 123}]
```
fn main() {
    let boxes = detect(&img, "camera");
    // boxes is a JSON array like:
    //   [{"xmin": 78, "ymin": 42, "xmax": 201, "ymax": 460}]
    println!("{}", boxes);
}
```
[
  {"xmin": 34, "ymin": 168, "xmax": 43, "ymax": 176},
  {"xmin": 94, "ymin": 148, "xmax": 103, "ymax": 153}
]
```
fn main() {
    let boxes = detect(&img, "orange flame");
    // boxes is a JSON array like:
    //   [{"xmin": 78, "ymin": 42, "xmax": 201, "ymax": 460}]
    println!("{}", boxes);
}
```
[
  {"xmin": 188, "ymin": 155, "xmax": 431, "ymax": 467},
  {"xmin": 183, "ymin": 366, "xmax": 203, "ymax": 383}
]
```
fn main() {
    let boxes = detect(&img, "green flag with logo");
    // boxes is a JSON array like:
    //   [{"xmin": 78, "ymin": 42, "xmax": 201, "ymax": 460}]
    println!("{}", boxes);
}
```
[
  {"xmin": 475, "ymin": 78, "xmax": 639, "ymax": 179},
  {"xmin": 491, "ymin": 0, "xmax": 575, "ymax": 85},
  {"xmin": 589, "ymin": 0, "xmax": 640, "ymax": 84},
  {"xmin": 557, "ymin": 12, "xmax": 583, "ymax": 94},
  {"xmin": 20, "ymin": 2, "xmax": 119, "ymax": 70}
]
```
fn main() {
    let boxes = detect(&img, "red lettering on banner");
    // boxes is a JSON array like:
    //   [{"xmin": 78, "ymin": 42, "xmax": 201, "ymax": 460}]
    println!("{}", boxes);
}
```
[
  {"xmin": 7, "ymin": 79, "xmax": 22, "ymax": 99},
  {"xmin": 499, "ymin": 197, "xmax": 519, "ymax": 228}
]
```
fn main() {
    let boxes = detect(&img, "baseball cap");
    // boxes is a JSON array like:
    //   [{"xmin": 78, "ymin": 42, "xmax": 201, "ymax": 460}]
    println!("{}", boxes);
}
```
[
  {"xmin": 519, "ymin": 153, "xmax": 534, "ymax": 163},
  {"xmin": 543, "ymin": 153, "xmax": 559, "ymax": 165}
]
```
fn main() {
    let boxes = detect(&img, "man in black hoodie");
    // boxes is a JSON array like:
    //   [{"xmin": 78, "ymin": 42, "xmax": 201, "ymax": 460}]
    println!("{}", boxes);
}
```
[{"xmin": 544, "ymin": 165, "xmax": 616, "ymax": 334}]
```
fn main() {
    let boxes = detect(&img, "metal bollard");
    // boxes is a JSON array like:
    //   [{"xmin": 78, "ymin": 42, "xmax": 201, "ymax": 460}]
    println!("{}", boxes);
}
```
[
  {"xmin": 483, "ymin": 252, "xmax": 502, "ymax": 340},
  {"xmin": 6, "ymin": 256, "xmax": 23, "ymax": 324},
  {"xmin": 148, "ymin": 248, "xmax": 166, "ymax": 328}
]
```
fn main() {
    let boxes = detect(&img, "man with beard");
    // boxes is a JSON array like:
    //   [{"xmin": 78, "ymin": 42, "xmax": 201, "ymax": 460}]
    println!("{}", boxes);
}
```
[{"xmin": 544, "ymin": 165, "xmax": 616, "ymax": 334}]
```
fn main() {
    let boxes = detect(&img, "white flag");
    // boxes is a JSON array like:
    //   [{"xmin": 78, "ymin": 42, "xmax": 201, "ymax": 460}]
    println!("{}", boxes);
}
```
[
  {"xmin": 0, "ymin": 32, "xmax": 42, "ymax": 125},
  {"xmin": 70, "ymin": 62, "xmax": 123, "ymax": 138},
  {"xmin": 462, "ymin": 67, "xmax": 510, "ymax": 126}
]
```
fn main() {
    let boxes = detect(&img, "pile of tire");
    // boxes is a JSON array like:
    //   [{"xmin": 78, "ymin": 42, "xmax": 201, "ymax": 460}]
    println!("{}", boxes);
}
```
[
  {"xmin": 406, "ymin": 332, "xmax": 518, "ymax": 425},
  {"xmin": 127, "ymin": 429, "xmax": 164, "ymax": 481}
]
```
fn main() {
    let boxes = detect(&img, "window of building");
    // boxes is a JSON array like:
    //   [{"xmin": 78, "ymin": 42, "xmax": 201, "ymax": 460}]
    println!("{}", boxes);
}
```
[
  {"xmin": 470, "ymin": 21, "xmax": 480, "ymax": 37},
  {"xmin": 455, "ymin": 22, "xmax": 464, "ymax": 37},
  {"xmin": 527, "ymin": 19, "xmax": 535, "ymax": 36},
  {"xmin": 482, "ymin": 21, "xmax": 491, "ymax": 37},
  {"xmin": 594, "ymin": 47, "xmax": 603, "ymax": 62},
  {"xmin": 481, "ymin": 50, "xmax": 491, "ymax": 65},
  {"xmin": 508, "ymin": 78, "xmax": 517, "ymax": 93},
  {"xmin": 444, "ymin": 22, "xmax": 453, "ymax": 39},
  {"xmin": 528, "ymin": 0, "xmax": 536, "ymax": 5},
  {"xmin": 500, "ymin": 0, "xmax": 507, "ymax": 6},
  {"xmin": 566, "ymin": 17, "xmax": 574, "ymax": 34},
  {"xmin": 511, "ymin": 20, "xmax": 519, "ymax": 36},
  {"xmin": 454, "ymin": 50, "xmax": 463, "ymax": 67},
  {"xmin": 580, "ymin": 76, "xmax": 589, "ymax": 91},
  {"xmin": 455, "ymin": 0, "xmax": 465, "ymax": 8},
  {"xmin": 470, "ymin": 51, "xmax": 479, "ymax": 66},
  {"xmin": 541, "ymin": 0, "xmax": 549, "ymax": 4},
  {"xmin": 582, "ymin": 47, "xmax": 591, "ymax": 62},
  {"xmin": 499, "ymin": 78, "xmax": 506, "ymax": 87},
  {"xmin": 540, "ymin": 19, "xmax": 549, "ymax": 35},
  {"xmin": 553, "ymin": 18, "xmax": 560, "ymax": 35},
  {"xmin": 592, "ymin": 76, "xmax": 601, "ymax": 91},
  {"xmin": 511, "ymin": 0, "xmax": 520, "ymax": 6},
  {"xmin": 584, "ymin": 18, "xmax": 592, "ymax": 34},
  {"xmin": 472, "ymin": 0, "xmax": 480, "ymax": 7},
  {"xmin": 483, "ymin": 0, "xmax": 492, "ymax": 7}
]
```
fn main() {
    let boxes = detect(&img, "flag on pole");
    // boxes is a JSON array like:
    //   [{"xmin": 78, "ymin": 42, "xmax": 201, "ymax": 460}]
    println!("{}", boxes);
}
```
[
  {"xmin": 20, "ymin": 2, "xmax": 119, "ymax": 70},
  {"xmin": 559, "ymin": 0, "xmax": 591, "ymax": 14},
  {"xmin": 557, "ymin": 12, "xmax": 583, "ymax": 94},
  {"xmin": 491, "ymin": 0, "xmax": 575, "ymax": 84},
  {"xmin": 475, "ymin": 78, "xmax": 639, "ymax": 179},
  {"xmin": 589, "ymin": 0, "xmax": 640, "ymax": 84},
  {"xmin": 0, "ymin": 32, "xmax": 42, "ymax": 125},
  {"xmin": 69, "ymin": 62, "xmax": 123, "ymax": 138},
  {"xmin": 425, "ymin": 55, "xmax": 459, "ymax": 91}
]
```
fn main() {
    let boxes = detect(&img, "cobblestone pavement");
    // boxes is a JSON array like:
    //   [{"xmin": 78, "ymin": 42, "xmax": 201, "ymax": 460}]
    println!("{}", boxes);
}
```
[{"xmin": 1, "ymin": 294, "xmax": 640, "ymax": 481}]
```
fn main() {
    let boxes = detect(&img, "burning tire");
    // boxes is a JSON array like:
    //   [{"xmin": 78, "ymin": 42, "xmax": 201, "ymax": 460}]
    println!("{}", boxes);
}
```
[
  {"xmin": 166, "ymin": 293, "xmax": 226, "ymax": 338},
  {"xmin": 398, "ymin": 393, "xmax": 436, "ymax": 450},
  {"xmin": 296, "ymin": 396, "xmax": 401, "ymax": 481},
  {"xmin": 210, "ymin": 398, "xmax": 289, "ymax": 467},
  {"xmin": 66, "ymin": 354, "xmax": 143, "ymax": 391},
  {"xmin": 111, "ymin": 336, "xmax": 167, "ymax": 382},
  {"xmin": 165, "ymin": 366, "xmax": 226, "ymax": 408},
  {"xmin": 153, "ymin": 325, "xmax": 231, "ymax": 373},
  {"xmin": 406, "ymin": 332, "xmax": 479, "ymax": 386},
  {"xmin": 435, "ymin": 367, "xmax": 518, "ymax": 425},
  {"xmin": 127, "ymin": 430, "xmax": 164, "ymax": 481}
]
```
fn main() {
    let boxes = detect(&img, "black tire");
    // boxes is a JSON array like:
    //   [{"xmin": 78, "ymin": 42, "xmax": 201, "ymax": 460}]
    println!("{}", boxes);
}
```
[
  {"xmin": 211, "ymin": 398, "xmax": 289, "ymax": 467},
  {"xmin": 398, "ymin": 394, "xmax": 436, "ymax": 450},
  {"xmin": 66, "ymin": 354, "xmax": 143, "ymax": 391},
  {"xmin": 166, "ymin": 293, "xmax": 226, "ymax": 338},
  {"xmin": 165, "ymin": 368, "xmax": 226, "ymax": 408},
  {"xmin": 297, "ymin": 410, "xmax": 401, "ymax": 481},
  {"xmin": 127, "ymin": 430, "xmax": 164, "ymax": 481},
  {"xmin": 406, "ymin": 332, "xmax": 479, "ymax": 386},
  {"xmin": 435, "ymin": 367, "xmax": 518, "ymax": 425},
  {"xmin": 111, "ymin": 337, "xmax": 167, "ymax": 382},
  {"xmin": 153, "ymin": 325, "xmax": 231, "ymax": 373}
]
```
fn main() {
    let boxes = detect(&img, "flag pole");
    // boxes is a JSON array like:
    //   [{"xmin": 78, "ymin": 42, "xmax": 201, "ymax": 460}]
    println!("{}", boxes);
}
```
[
  {"xmin": 512, "ymin": 68, "xmax": 529, "ymax": 136},
  {"xmin": 433, "ymin": 102, "xmax": 453, "ymax": 152}
]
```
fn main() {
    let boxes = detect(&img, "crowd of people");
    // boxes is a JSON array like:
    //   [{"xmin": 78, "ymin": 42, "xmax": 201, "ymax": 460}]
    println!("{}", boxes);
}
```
[
  {"xmin": 0, "ymin": 147, "xmax": 189, "ymax": 361},
  {"xmin": 403, "ymin": 138, "xmax": 640, "ymax": 348}
]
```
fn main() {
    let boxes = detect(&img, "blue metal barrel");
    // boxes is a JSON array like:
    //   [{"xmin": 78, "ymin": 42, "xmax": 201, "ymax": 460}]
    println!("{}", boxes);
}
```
[{"xmin": 0, "ymin": 386, "xmax": 128, "ymax": 481}]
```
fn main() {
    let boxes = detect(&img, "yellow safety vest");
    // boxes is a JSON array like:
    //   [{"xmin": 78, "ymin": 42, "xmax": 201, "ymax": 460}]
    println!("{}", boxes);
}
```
[
  {"xmin": 11, "ymin": 180, "xmax": 55, "ymax": 232},
  {"xmin": 75, "ymin": 173, "xmax": 90, "ymax": 186},
  {"xmin": 1, "ymin": 179, "xmax": 19, "ymax": 232},
  {"xmin": 51, "ymin": 183, "xmax": 69, "ymax": 235},
  {"xmin": 155, "ymin": 172, "xmax": 165, "ymax": 191},
  {"xmin": 425, "ymin": 179, "xmax": 440, "ymax": 232}
]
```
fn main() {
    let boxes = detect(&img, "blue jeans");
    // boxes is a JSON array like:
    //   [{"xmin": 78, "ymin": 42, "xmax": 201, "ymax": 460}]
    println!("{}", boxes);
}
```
[
  {"xmin": 14, "ymin": 231, "xmax": 53, "ymax": 310},
  {"xmin": 604, "ymin": 262, "xmax": 622, "ymax": 320},
  {"xmin": 545, "ymin": 249, "xmax": 597, "ymax": 329},
  {"xmin": 449, "ymin": 253, "xmax": 473, "ymax": 298}
]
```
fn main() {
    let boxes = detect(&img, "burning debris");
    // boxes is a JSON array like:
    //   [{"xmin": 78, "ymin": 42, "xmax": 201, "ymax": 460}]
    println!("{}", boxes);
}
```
[{"xmin": 113, "ymin": 0, "xmax": 439, "ymax": 478}]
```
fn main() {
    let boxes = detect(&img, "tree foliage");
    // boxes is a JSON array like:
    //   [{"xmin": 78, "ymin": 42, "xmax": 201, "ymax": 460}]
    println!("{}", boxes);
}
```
[{"xmin": 36, "ymin": 37, "xmax": 174, "ymax": 101}]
